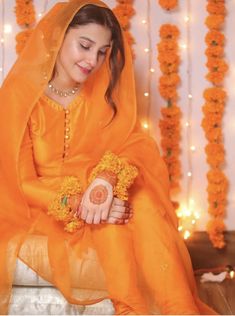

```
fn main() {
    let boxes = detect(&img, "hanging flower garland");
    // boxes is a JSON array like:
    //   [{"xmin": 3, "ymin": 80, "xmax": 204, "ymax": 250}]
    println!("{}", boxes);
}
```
[
  {"xmin": 112, "ymin": 0, "xmax": 136, "ymax": 55},
  {"xmin": 202, "ymin": 0, "xmax": 228, "ymax": 248},
  {"xmin": 14, "ymin": 0, "xmax": 36, "ymax": 55},
  {"xmin": 158, "ymin": 0, "xmax": 178, "ymax": 11},
  {"xmin": 157, "ymin": 24, "xmax": 181, "ymax": 191}
]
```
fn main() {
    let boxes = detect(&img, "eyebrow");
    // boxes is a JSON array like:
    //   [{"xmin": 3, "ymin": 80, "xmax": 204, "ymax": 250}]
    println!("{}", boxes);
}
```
[{"xmin": 79, "ymin": 36, "xmax": 111, "ymax": 48}]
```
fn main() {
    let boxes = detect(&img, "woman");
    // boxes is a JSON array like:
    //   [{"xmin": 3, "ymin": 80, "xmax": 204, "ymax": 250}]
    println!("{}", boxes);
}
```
[{"xmin": 0, "ymin": 0, "xmax": 217, "ymax": 314}]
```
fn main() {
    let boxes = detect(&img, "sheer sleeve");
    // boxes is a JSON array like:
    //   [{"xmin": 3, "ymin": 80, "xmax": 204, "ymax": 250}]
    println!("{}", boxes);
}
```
[{"xmin": 18, "ymin": 125, "xmax": 57, "ymax": 209}]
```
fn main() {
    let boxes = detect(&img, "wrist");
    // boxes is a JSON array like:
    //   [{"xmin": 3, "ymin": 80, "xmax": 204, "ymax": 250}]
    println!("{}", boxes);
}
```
[{"xmin": 96, "ymin": 170, "xmax": 117, "ymax": 187}]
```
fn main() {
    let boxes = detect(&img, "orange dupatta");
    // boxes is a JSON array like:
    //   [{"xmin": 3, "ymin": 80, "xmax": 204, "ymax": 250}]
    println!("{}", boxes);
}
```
[{"xmin": 0, "ymin": 0, "xmax": 177, "ymax": 313}]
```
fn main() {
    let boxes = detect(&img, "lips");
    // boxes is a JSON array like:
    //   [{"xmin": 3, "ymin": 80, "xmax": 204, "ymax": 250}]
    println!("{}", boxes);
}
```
[{"xmin": 77, "ymin": 64, "xmax": 91, "ymax": 75}]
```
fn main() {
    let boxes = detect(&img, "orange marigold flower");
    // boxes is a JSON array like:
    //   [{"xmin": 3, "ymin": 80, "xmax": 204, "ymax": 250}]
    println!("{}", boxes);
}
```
[
  {"xmin": 15, "ymin": 29, "xmax": 33, "ymax": 54},
  {"xmin": 161, "ymin": 105, "xmax": 181, "ymax": 117},
  {"xmin": 206, "ymin": 58, "xmax": 228, "ymax": 72},
  {"xmin": 159, "ymin": 24, "xmax": 180, "ymax": 40},
  {"xmin": 205, "ymin": 15, "xmax": 224, "ymax": 30},
  {"xmin": 205, "ymin": 143, "xmax": 225, "ymax": 167},
  {"xmin": 157, "ymin": 41, "xmax": 178, "ymax": 53},
  {"xmin": 204, "ymin": 128, "xmax": 222, "ymax": 143},
  {"xmin": 205, "ymin": 45, "xmax": 224, "ymax": 58},
  {"xmin": 207, "ymin": 218, "xmax": 225, "ymax": 249},
  {"xmin": 159, "ymin": 73, "xmax": 180, "ymax": 87},
  {"xmin": 205, "ymin": 30, "xmax": 225, "ymax": 46},
  {"xmin": 207, "ymin": 2, "xmax": 226, "ymax": 15},
  {"xmin": 159, "ymin": 85, "xmax": 178, "ymax": 100},
  {"xmin": 158, "ymin": 53, "xmax": 180, "ymax": 65},
  {"xmin": 15, "ymin": 0, "xmax": 36, "ymax": 26},
  {"xmin": 203, "ymin": 87, "xmax": 226, "ymax": 102},
  {"xmin": 208, "ymin": 204, "xmax": 226, "ymax": 217},
  {"xmin": 207, "ymin": 169, "xmax": 228, "ymax": 184},
  {"xmin": 206, "ymin": 71, "xmax": 226, "ymax": 85},
  {"xmin": 202, "ymin": 102, "xmax": 225, "ymax": 114},
  {"xmin": 159, "ymin": 0, "xmax": 178, "ymax": 10},
  {"xmin": 159, "ymin": 62, "xmax": 179, "ymax": 74}
]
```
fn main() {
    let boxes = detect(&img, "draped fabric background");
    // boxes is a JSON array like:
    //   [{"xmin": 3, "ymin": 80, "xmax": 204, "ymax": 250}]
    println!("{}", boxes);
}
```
[{"xmin": 1, "ymin": 0, "xmax": 235, "ymax": 231}]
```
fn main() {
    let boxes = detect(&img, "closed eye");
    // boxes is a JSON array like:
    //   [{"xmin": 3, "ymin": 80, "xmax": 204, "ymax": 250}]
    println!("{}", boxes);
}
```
[{"xmin": 80, "ymin": 44, "xmax": 90, "ymax": 50}]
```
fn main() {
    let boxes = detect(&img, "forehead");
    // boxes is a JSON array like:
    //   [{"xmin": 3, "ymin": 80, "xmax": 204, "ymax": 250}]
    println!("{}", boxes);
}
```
[{"xmin": 67, "ymin": 23, "xmax": 112, "ymax": 44}]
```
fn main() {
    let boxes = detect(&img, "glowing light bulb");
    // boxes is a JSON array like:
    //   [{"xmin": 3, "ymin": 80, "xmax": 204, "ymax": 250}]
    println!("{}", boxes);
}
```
[
  {"xmin": 142, "ymin": 19, "xmax": 147, "ymax": 24},
  {"xmin": 142, "ymin": 122, "xmax": 149, "ymax": 129},
  {"xmin": 184, "ymin": 230, "xmax": 191, "ymax": 240},
  {"xmin": 4, "ymin": 24, "xmax": 12, "ymax": 34},
  {"xmin": 189, "ymin": 199, "xmax": 195, "ymax": 205},
  {"xmin": 180, "ymin": 43, "xmax": 187, "ymax": 49},
  {"xmin": 178, "ymin": 226, "xmax": 183, "ymax": 231},
  {"xmin": 144, "ymin": 92, "xmax": 149, "ymax": 97},
  {"xmin": 190, "ymin": 145, "xmax": 196, "ymax": 152},
  {"xmin": 185, "ymin": 122, "xmax": 190, "ymax": 127},
  {"xmin": 144, "ymin": 48, "xmax": 149, "ymax": 53},
  {"xmin": 150, "ymin": 68, "xmax": 155, "ymax": 73},
  {"xmin": 38, "ymin": 13, "xmax": 43, "ymax": 18},
  {"xmin": 188, "ymin": 94, "xmax": 193, "ymax": 99},
  {"xmin": 184, "ymin": 15, "xmax": 190, "ymax": 22},
  {"xmin": 192, "ymin": 219, "xmax": 196, "ymax": 224},
  {"xmin": 187, "ymin": 171, "xmax": 192, "ymax": 177},
  {"xmin": 229, "ymin": 270, "xmax": 234, "ymax": 279}
]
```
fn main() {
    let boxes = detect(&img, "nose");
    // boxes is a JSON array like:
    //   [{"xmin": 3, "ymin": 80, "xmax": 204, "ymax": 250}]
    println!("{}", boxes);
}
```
[{"xmin": 87, "ymin": 51, "xmax": 98, "ymax": 68}]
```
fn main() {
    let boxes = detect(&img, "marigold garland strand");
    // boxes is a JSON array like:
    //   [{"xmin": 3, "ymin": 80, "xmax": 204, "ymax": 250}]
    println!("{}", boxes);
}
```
[
  {"xmin": 202, "ymin": 0, "xmax": 228, "ymax": 249},
  {"xmin": 157, "ymin": 23, "xmax": 181, "ymax": 192},
  {"xmin": 14, "ymin": 0, "xmax": 36, "ymax": 55},
  {"xmin": 113, "ymin": 0, "xmax": 136, "ymax": 57}
]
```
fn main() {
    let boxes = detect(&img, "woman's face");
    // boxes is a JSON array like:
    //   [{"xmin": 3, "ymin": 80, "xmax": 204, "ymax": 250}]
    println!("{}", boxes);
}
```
[{"xmin": 55, "ymin": 23, "xmax": 112, "ymax": 85}]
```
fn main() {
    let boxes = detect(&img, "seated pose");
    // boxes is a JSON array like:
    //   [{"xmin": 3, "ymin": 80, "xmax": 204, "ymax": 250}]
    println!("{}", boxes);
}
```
[{"xmin": 0, "ymin": 0, "xmax": 217, "ymax": 314}]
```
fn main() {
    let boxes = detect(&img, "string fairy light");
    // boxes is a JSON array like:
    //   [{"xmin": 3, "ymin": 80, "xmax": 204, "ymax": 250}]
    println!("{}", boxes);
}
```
[
  {"xmin": 175, "ymin": 1, "xmax": 201, "ymax": 239},
  {"xmin": 141, "ymin": 0, "xmax": 153, "ymax": 132},
  {"xmin": 0, "ymin": 0, "xmax": 5, "ymax": 83}
]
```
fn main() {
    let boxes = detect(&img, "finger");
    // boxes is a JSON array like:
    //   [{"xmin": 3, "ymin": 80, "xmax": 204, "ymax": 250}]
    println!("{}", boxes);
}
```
[
  {"xmin": 79, "ymin": 204, "xmax": 88, "ymax": 220},
  {"xmin": 106, "ymin": 216, "xmax": 124, "ymax": 225},
  {"xmin": 112, "ymin": 197, "xmax": 125, "ymax": 207},
  {"xmin": 101, "ymin": 207, "xmax": 109, "ymax": 221},
  {"xmin": 85, "ymin": 211, "xmax": 95, "ymax": 224},
  {"xmin": 93, "ymin": 210, "xmax": 102, "ymax": 224}
]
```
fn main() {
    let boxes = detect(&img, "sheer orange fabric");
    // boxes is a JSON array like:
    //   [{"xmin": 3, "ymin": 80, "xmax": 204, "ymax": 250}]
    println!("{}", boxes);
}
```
[{"xmin": 0, "ymin": 0, "xmax": 217, "ymax": 314}]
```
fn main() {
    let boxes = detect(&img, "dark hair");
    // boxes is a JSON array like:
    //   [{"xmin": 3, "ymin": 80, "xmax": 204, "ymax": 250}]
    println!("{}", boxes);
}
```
[{"xmin": 68, "ymin": 4, "xmax": 125, "ymax": 119}]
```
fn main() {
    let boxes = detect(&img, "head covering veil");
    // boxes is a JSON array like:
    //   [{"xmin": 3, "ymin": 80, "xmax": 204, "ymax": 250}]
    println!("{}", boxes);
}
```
[{"xmin": 0, "ymin": 0, "xmax": 177, "ymax": 313}]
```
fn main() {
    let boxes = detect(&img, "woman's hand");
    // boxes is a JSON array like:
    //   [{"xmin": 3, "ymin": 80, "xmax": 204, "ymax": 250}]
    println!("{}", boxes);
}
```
[
  {"xmin": 78, "ymin": 178, "xmax": 113, "ymax": 224},
  {"xmin": 105, "ymin": 197, "xmax": 133, "ymax": 224}
]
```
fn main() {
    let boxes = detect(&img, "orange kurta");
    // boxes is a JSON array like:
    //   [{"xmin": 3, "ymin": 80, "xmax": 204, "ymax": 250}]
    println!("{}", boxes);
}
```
[
  {"xmin": 0, "ymin": 0, "xmax": 217, "ymax": 314},
  {"xmin": 16, "ymin": 93, "xmax": 215, "ymax": 315}
]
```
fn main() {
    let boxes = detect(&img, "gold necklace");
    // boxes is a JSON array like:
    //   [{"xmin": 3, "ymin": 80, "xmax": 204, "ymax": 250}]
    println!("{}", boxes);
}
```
[{"xmin": 48, "ymin": 82, "xmax": 79, "ymax": 97}]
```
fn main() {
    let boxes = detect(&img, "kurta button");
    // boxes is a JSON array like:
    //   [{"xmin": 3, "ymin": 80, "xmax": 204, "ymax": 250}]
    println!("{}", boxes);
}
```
[
  {"xmin": 65, "ymin": 143, "xmax": 69, "ymax": 148},
  {"xmin": 65, "ymin": 134, "xmax": 70, "ymax": 140},
  {"xmin": 65, "ymin": 127, "xmax": 70, "ymax": 132},
  {"xmin": 65, "ymin": 119, "xmax": 70, "ymax": 124},
  {"xmin": 65, "ymin": 109, "xmax": 70, "ymax": 115}
]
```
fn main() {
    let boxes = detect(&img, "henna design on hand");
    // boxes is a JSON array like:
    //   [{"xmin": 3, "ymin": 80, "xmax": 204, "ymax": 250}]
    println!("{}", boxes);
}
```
[{"xmin": 89, "ymin": 184, "xmax": 109, "ymax": 205}]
